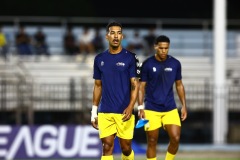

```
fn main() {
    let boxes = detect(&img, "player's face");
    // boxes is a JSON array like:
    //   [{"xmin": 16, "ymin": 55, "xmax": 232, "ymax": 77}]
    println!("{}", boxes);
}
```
[
  {"xmin": 106, "ymin": 26, "xmax": 123, "ymax": 48},
  {"xmin": 154, "ymin": 42, "xmax": 169, "ymax": 60}
]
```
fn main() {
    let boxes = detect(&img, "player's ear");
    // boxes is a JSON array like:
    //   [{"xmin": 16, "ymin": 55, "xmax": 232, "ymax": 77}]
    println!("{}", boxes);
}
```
[
  {"xmin": 105, "ymin": 34, "xmax": 108, "ymax": 40},
  {"xmin": 154, "ymin": 45, "xmax": 158, "ymax": 50}
]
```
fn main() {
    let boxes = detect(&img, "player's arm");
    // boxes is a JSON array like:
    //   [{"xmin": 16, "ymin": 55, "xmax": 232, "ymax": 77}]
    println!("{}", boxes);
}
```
[
  {"xmin": 137, "ymin": 57, "xmax": 146, "ymax": 119},
  {"xmin": 93, "ymin": 79, "xmax": 102, "ymax": 106},
  {"xmin": 138, "ymin": 81, "xmax": 146, "ymax": 119},
  {"xmin": 91, "ymin": 79, "xmax": 102, "ymax": 129},
  {"xmin": 122, "ymin": 77, "xmax": 139, "ymax": 121},
  {"xmin": 129, "ymin": 77, "xmax": 139, "ymax": 108},
  {"xmin": 175, "ymin": 79, "xmax": 187, "ymax": 121}
]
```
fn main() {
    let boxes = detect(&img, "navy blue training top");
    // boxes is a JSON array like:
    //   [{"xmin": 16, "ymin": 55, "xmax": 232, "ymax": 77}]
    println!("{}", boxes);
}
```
[
  {"xmin": 140, "ymin": 55, "xmax": 182, "ymax": 112},
  {"xmin": 93, "ymin": 48, "xmax": 139, "ymax": 113}
]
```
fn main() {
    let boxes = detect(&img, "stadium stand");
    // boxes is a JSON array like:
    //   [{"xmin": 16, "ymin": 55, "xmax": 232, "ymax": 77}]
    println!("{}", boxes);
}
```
[
  {"xmin": 0, "ymin": 24, "xmax": 240, "ymax": 112},
  {"xmin": 0, "ymin": 21, "xmax": 239, "ymax": 144}
]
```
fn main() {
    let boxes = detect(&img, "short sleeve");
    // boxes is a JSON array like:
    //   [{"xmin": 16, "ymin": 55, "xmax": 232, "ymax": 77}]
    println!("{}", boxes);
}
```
[
  {"xmin": 93, "ymin": 56, "xmax": 101, "ymax": 79},
  {"xmin": 140, "ymin": 60, "xmax": 148, "ymax": 82},
  {"xmin": 175, "ymin": 61, "xmax": 182, "ymax": 80}
]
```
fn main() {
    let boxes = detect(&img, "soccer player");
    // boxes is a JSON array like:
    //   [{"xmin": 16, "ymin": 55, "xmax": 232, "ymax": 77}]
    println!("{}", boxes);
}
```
[
  {"xmin": 138, "ymin": 35, "xmax": 187, "ymax": 160},
  {"xmin": 91, "ymin": 21, "xmax": 140, "ymax": 160}
]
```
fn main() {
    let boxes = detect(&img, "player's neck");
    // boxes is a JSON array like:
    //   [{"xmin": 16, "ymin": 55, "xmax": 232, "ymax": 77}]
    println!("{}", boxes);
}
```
[
  {"xmin": 108, "ymin": 46, "xmax": 122, "ymax": 54},
  {"xmin": 155, "ymin": 54, "xmax": 167, "ymax": 62}
]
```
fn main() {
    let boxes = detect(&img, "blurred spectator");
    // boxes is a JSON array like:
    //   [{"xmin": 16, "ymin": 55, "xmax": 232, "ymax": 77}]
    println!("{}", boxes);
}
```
[
  {"xmin": 0, "ymin": 25, "xmax": 8, "ymax": 60},
  {"xmin": 92, "ymin": 27, "xmax": 105, "ymax": 53},
  {"xmin": 63, "ymin": 26, "xmax": 78, "ymax": 55},
  {"xmin": 15, "ymin": 26, "xmax": 33, "ymax": 55},
  {"xmin": 143, "ymin": 27, "xmax": 156, "ymax": 56},
  {"xmin": 78, "ymin": 27, "xmax": 94, "ymax": 54},
  {"xmin": 236, "ymin": 34, "xmax": 240, "ymax": 57},
  {"xmin": 128, "ymin": 30, "xmax": 144, "ymax": 55},
  {"xmin": 33, "ymin": 27, "xmax": 50, "ymax": 56},
  {"xmin": 121, "ymin": 33, "xmax": 129, "ymax": 49}
]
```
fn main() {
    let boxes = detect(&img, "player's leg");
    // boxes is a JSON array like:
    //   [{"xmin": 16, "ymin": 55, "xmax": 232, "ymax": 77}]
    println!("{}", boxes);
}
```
[
  {"xmin": 119, "ymin": 138, "xmax": 134, "ymax": 160},
  {"xmin": 164, "ymin": 124, "xmax": 181, "ymax": 159},
  {"xmin": 162, "ymin": 109, "xmax": 181, "ymax": 160},
  {"xmin": 115, "ymin": 113, "xmax": 135, "ymax": 160},
  {"xmin": 101, "ymin": 134, "xmax": 116, "ymax": 160},
  {"xmin": 144, "ymin": 110, "xmax": 163, "ymax": 160},
  {"xmin": 98, "ymin": 113, "xmax": 118, "ymax": 160},
  {"xmin": 146, "ymin": 129, "xmax": 159, "ymax": 159}
]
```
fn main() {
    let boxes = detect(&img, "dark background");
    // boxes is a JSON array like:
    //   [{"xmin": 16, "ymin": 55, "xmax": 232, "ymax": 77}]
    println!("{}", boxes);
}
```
[{"xmin": 0, "ymin": 0, "xmax": 240, "ymax": 19}]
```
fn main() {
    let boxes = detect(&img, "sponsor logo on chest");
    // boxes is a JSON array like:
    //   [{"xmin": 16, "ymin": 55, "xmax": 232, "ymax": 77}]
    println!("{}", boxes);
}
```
[{"xmin": 116, "ymin": 62, "xmax": 125, "ymax": 66}]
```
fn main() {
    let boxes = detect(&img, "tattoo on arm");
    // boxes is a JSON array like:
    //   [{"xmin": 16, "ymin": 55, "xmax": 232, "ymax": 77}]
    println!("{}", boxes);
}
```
[
  {"xmin": 131, "ymin": 84, "xmax": 136, "ymax": 91},
  {"xmin": 131, "ymin": 78, "xmax": 138, "ymax": 91}
]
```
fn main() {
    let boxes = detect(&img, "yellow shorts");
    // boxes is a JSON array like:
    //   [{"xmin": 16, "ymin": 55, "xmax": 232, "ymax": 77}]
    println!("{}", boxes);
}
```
[
  {"xmin": 98, "ymin": 113, "xmax": 135, "ymax": 139},
  {"xmin": 144, "ymin": 108, "xmax": 181, "ymax": 131}
]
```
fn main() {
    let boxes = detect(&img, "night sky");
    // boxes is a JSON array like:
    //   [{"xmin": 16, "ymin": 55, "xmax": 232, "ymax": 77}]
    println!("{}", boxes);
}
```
[{"xmin": 1, "ymin": 0, "xmax": 239, "ymax": 19}]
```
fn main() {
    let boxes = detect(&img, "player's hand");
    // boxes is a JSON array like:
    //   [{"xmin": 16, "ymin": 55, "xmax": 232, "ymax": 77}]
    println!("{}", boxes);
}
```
[
  {"xmin": 138, "ymin": 109, "xmax": 145, "ymax": 119},
  {"xmin": 91, "ymin": 105, "xmax": 98, "ymax": 129},
  {"xmin": 91, "ymin": 117, "xmax": 99, "ymax": 130},
  {"xmin": 122, "ymin": 107, "xmax": 133, "ymax": 122},
  {"xmin": 181, "ymin": 106, "xmax": 187, "ymax": 121}
]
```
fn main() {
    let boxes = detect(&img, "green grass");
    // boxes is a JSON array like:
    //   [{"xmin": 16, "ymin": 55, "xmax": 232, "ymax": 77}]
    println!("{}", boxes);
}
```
[
  {"xmin": 175, "ymin": 159, "xmax": 240, "ymax": 160},
  {"xmin": 114, "ymin": 157, "xmax": 240, "ymax": 160},
  {"xmin": 15, "ymin": 152, "xmax": 240, "ymax": 160},
  {"xmin": 44, "ymin": 159, "xmax": 239, "ymax": 160},
  {"xmin": 112, "ymin": 152, "xmax": 240, "ymax": 160},
  {"xmin": 16, "ymin": 158, "xmax": 240, "ymax": 160}
]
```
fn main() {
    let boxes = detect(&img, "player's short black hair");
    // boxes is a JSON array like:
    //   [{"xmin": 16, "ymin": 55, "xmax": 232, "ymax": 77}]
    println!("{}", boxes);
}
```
[
  {"xmin": 155, "ymin": 35, "xmax": 170, "ymax": 44},
  {"xmin": 106, "ymin": 21, "xmax": 122, "ymax": 32}
]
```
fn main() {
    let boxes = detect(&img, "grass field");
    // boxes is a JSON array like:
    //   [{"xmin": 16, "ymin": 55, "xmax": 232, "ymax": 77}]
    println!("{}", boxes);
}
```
[
  {"xmin": 16, "ymin": 151, "xmax": 240, "ymax": 160},
  {"xmin": 114, "ymin": 158, "xmax": 240, "ymax": 160},
  {"xmin": 112, "ymin": 151, "xmax": 240, "ymax": 160}
]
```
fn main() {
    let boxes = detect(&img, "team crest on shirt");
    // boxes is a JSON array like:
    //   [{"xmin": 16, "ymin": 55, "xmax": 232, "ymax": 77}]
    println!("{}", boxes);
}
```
[
  {"xmin": 116, "ymin": 62, "xmax": 125, "ymax": 66},
  {"xmin": 153, "ymin": 67, "xmax": 156, "ymax": 72},
  {"xmin": 164, "ymin": 67, "xmax": 173, "ymax": 72},
  {"xmin": 101, "ymin": 61, "xmax": 104, "ymax": 66}
]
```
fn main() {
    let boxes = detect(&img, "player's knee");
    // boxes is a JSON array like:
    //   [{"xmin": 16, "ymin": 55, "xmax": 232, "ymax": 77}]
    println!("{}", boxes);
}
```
[
  {"xmin": 121, "ymin": 144, "xmax": 132, "ymax": 156},
  {"xmin": 102, "ymin": 142, "xmax": 114, "ymax": 153},
  {"xmin": 148, "ymin": 137, "xmax": 158, "ymax": 146},
  {"xmin": 170, "ymin": 134, "xmax": 180, "ymax": 144}
]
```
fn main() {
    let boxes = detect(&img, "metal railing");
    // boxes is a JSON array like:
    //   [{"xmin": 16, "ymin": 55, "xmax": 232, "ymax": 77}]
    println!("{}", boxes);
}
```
[{"xmin": 1, "ymin": 78, "xmax": 240, "ymax": 123}]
